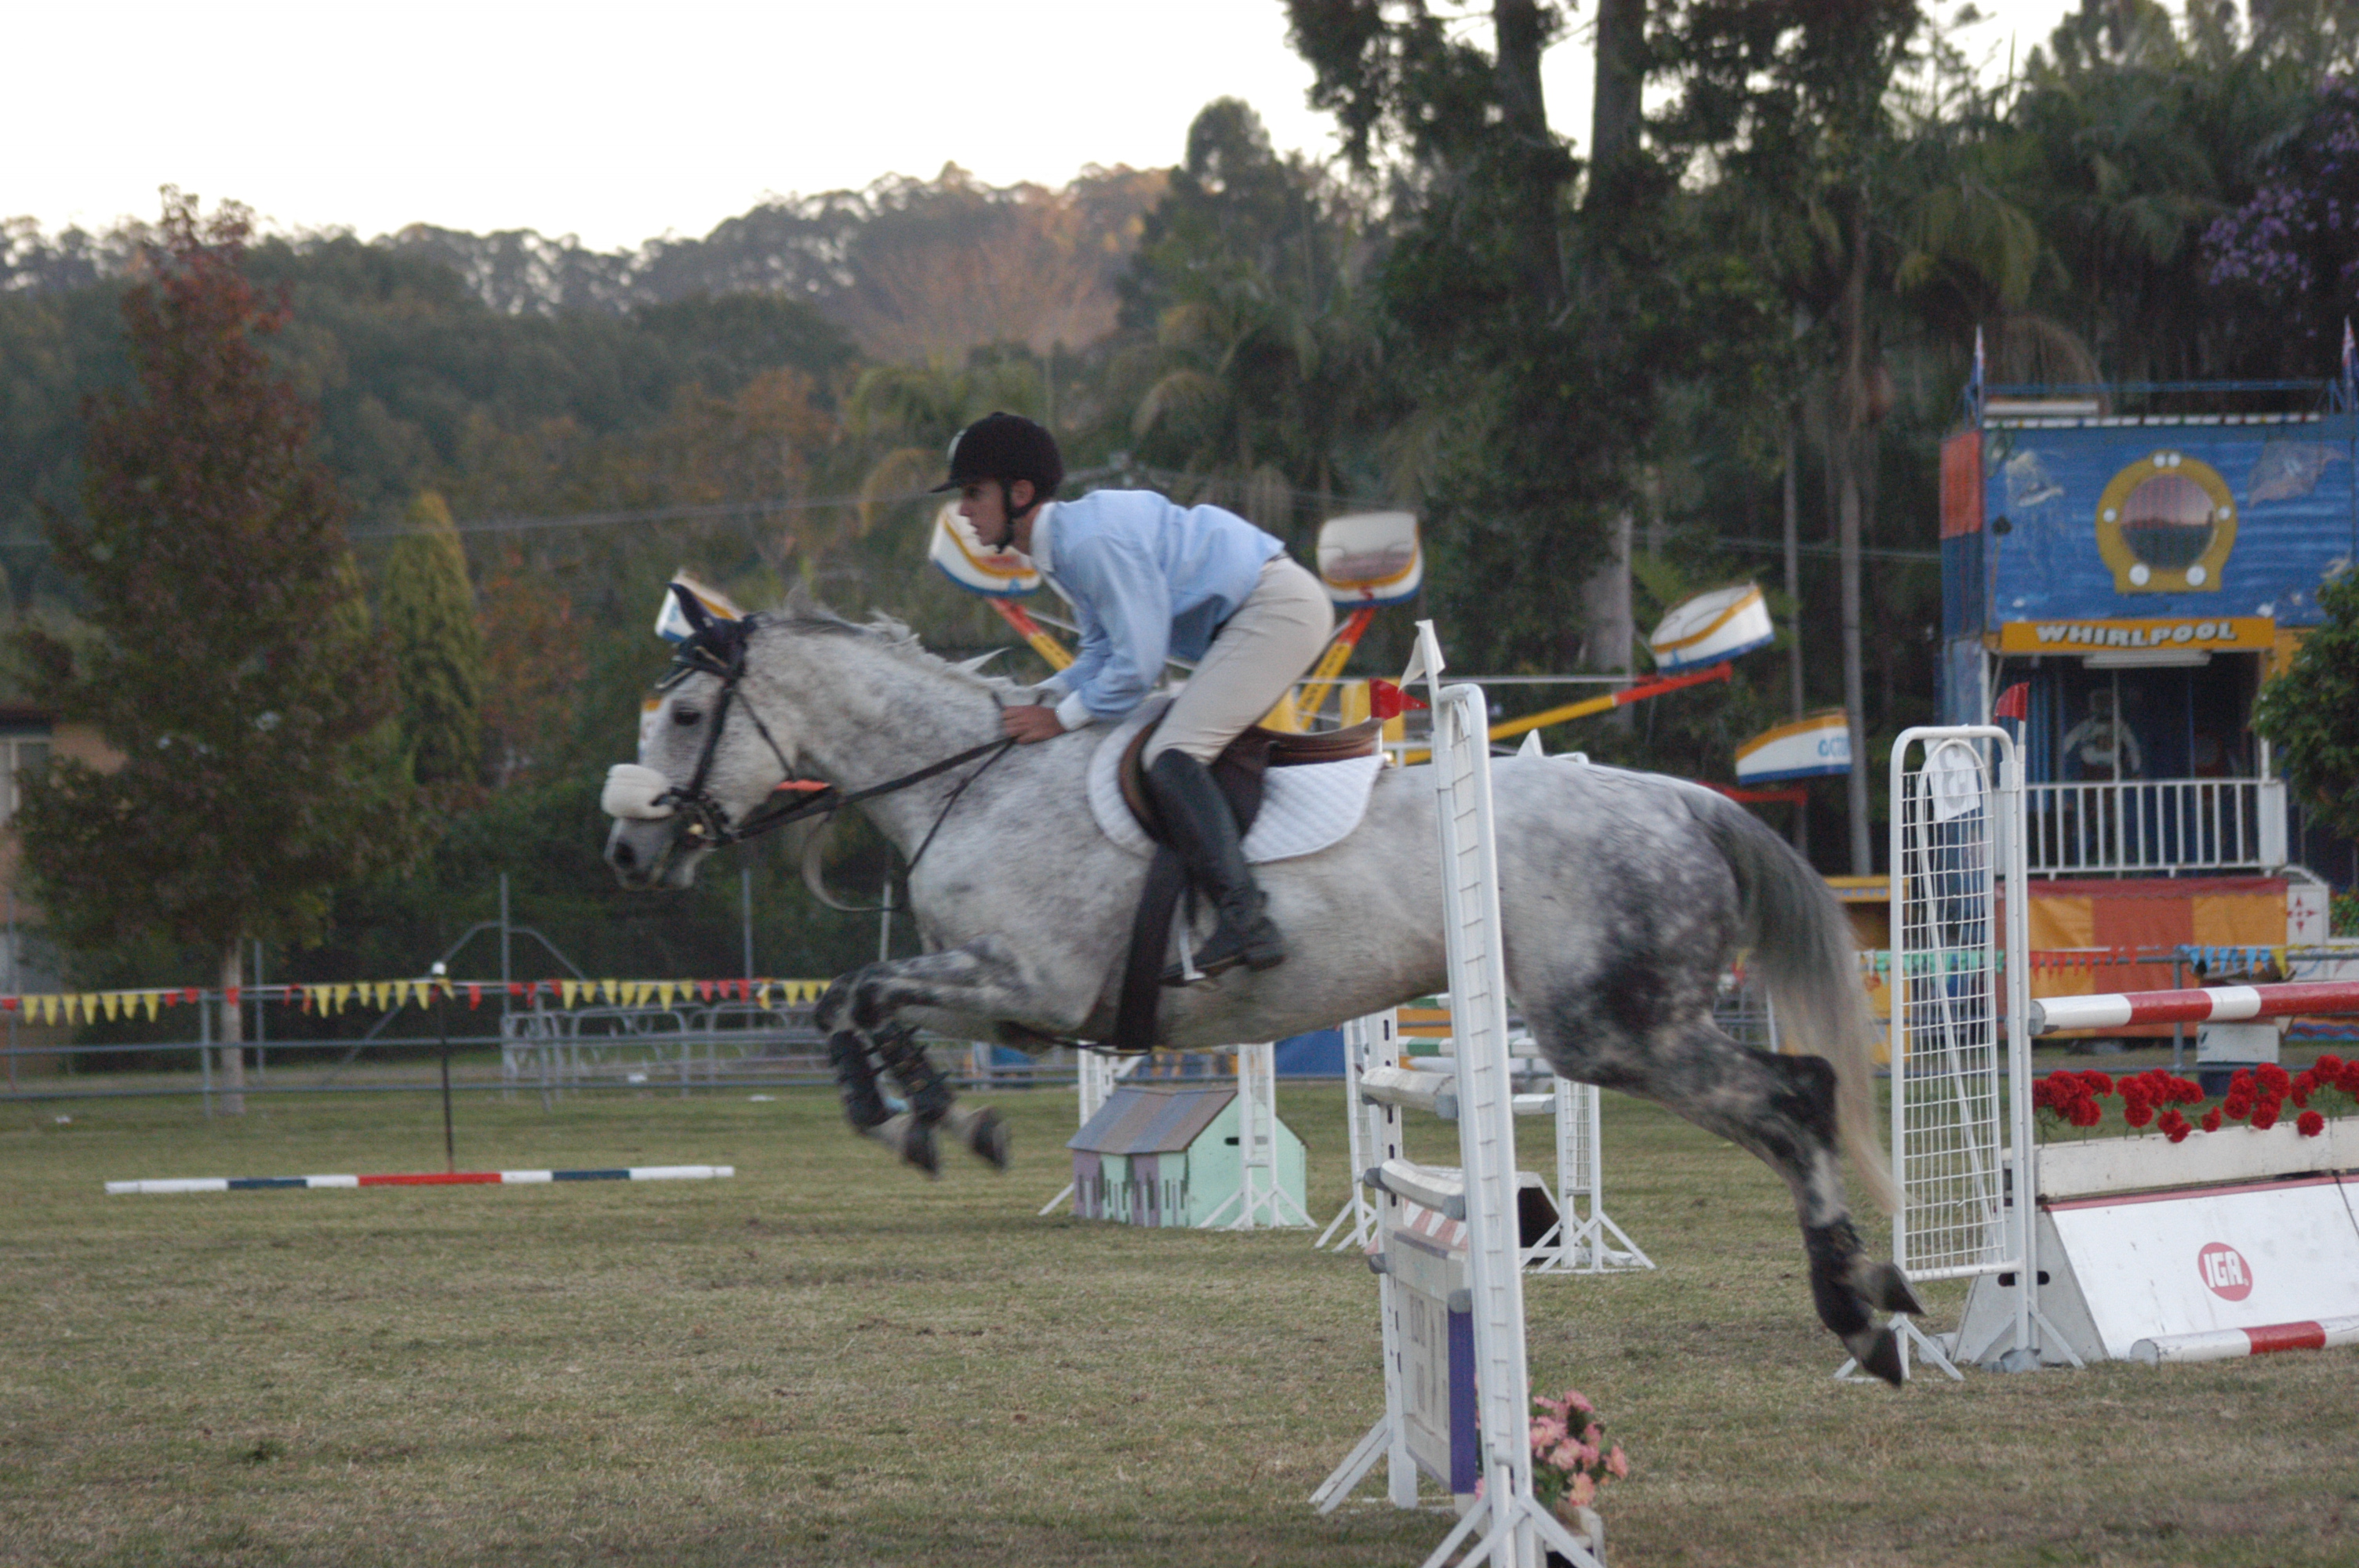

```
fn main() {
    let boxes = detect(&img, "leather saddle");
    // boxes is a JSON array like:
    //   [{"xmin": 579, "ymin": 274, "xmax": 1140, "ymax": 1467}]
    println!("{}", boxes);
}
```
[{"xmin": 1106, "ymin": 716, "xmax": 1383, "ymax": 1053}]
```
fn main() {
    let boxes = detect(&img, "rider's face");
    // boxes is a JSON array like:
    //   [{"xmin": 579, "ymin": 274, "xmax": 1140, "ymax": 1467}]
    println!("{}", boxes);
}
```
[{"xmin": 958, "ymin": 481, "xmax": 1009, "ymax": 549}]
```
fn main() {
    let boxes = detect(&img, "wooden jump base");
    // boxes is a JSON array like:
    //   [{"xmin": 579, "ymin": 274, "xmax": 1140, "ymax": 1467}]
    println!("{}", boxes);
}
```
[
  {"xmin": 2029, "ymin": 981, "xmax": 2359, "ymax": 1036},
  {"xmin": 104, "ymin": 1165, "xmax": 733, "ymax": 1195}
]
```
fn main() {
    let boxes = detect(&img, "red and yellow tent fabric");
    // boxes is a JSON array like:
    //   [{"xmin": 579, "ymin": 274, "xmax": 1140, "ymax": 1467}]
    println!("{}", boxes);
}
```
[{"xmin": 2012, "ymin": 876, "xmax": 2287, "ymax": 1036}]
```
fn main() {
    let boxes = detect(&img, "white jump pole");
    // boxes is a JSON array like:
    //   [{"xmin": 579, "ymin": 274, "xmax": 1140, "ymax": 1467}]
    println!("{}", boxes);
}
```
[
  {"xmin": 1315, "ymin": 623, "xmax": 1598, "ymax": 1568},
  {"xmin": 1317, "ymin": 1010, "xmax": 1397, "ymax": 1250},
  {"xmin": 1201, "ymin": 1040, "xmax": 1316, "ymax": 1229}
]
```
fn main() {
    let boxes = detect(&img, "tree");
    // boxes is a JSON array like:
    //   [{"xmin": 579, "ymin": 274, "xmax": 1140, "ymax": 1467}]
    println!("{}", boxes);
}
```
[
  {"xmin": 12, "ymin": 193, "xmax": 413, "ymax": 1109},
  {"xmin": 1286, "ymin": 1, "xmax": 1659, "ymax": 677},
  {"xmin": 1656, "ymin": 0, "xmax": 1925, "ymax": 872},
  {"xmin": 2204, "ymin": 74, "xmax": 2359, "ymax": 373},
  {"xmin": 380, "ymin": 492, "xmax": 485, "ymax": 793},
  {"xmin": 1113, "ymin": 99, "xmax": 1383, "ymax": 538},
  {"xmin": 2255, "ymin": 568, "xmax": 2359, "ymax": 841}
]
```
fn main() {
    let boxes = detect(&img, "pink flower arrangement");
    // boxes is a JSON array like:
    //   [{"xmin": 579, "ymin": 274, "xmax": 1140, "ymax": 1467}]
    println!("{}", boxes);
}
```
[
  {"xmin": 1529, "ymin": 1388, "xmax": 1627, "ymax": 1516},
  {"xmin": 2032, "ymin": 1056, "xmax": 2357, "ymax": 1146}
]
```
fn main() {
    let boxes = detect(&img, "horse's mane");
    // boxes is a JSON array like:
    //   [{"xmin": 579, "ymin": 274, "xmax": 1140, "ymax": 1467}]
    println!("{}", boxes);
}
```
[{"xmin": 767, "ymin": 585, "xmax": 1027, "ymax": 699}]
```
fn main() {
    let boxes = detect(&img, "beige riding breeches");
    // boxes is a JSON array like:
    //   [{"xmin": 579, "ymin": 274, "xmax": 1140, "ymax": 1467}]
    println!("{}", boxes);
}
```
[{"xmin": 1143, "ymin": 554, "xmax": 1336, "ymax": 764}]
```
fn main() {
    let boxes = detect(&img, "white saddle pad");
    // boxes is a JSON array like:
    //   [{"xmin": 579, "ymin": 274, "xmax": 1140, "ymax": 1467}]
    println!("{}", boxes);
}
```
[{"xmin": 1085, "ymin": 696, "xmax": 1383, "ymax": 864}]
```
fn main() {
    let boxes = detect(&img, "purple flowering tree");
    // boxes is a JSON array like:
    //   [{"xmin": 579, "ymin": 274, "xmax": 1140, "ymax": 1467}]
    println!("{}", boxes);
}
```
[{"xmin": 2205, "ymin": 76, "xmax": 2359, "ymax": 368}]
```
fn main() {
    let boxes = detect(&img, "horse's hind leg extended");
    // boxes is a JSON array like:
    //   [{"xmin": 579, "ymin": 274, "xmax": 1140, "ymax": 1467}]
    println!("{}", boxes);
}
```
[{"xmin": 1552, "ymin": 1023, "xmax": 1922, "ymax": 1383}]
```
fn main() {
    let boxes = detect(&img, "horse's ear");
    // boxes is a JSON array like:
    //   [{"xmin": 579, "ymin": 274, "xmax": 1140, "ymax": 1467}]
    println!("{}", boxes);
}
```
[{"xmin": 671, "ymin": 581, "xmax": 716, "ymax": 636}]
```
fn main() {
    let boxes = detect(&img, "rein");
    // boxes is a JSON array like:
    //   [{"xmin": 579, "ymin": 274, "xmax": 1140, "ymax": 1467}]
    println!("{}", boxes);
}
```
[{"xmin": 650, "ymin": 605, "xmax": 1017, "ymax": 878}]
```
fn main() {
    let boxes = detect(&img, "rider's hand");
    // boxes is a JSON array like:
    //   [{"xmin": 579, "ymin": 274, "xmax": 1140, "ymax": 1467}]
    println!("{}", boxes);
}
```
[{"xmin": 1001, "ymin": 705, "xmax": 1067, "ymax": 744}]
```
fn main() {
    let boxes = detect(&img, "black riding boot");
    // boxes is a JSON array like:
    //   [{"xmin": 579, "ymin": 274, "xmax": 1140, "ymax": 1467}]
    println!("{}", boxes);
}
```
[{"xmin": 1144, "ymin": 750, "xmax": 1287, "ymax": 982}]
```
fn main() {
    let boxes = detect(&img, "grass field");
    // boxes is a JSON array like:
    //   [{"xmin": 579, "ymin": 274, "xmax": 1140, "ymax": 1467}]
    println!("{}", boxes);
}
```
[{"xmin": 3, "ymin": 1075, "xmax": 2355, "ymax": 1566}]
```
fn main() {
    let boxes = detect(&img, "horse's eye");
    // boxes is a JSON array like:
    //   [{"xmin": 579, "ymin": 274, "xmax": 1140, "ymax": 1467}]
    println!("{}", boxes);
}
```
[{"xmin": 673, "ymin": 707, "xmax": 702, "ymax": 727}]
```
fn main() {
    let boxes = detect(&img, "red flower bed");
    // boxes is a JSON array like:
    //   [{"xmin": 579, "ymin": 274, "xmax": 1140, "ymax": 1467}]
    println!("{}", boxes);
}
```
[{"xmin": 2033, "ymin": 1055, "xmax": 2357, "ymax": 1146}]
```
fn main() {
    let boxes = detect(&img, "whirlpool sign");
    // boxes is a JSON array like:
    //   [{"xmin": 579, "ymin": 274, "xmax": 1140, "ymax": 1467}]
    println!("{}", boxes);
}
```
[{"xmin": 1941, "ymin": 416, "xmax": 2359, "ymax": 642}]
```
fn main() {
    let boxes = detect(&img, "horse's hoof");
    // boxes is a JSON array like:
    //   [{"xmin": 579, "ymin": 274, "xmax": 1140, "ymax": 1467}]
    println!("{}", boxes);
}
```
[
  {"xmin": 965, "ymin": 1108, "xmax": 1011, "ymax": 1171},
  {"xmin": 1846, "ymin": 1327, "xmax": 1906, "ymax": 1386},
  {"xmin": 1863, "ymin": 1261, "xmax": 1927, "ymax": 1316},
  {"xmin": 863, "ymin": 1112, "xmax": 940, "ymax": 1178},
  {"xmin": 899, "ymin": 1118, "xmax": 940, "ymax": 1177}
]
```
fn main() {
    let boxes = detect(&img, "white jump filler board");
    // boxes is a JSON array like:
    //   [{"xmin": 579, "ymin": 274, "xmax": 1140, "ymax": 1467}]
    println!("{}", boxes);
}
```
[{"xmin": 2046, "ymin": 1174, "xmax": 2359, "ymax": 1359}]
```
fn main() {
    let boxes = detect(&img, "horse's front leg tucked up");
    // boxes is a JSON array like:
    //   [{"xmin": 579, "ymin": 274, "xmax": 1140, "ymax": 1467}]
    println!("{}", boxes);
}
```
[
  {"xmin": 817, "ymin": 942, "xmax": 1048, "ymax": 1174},
  {"xmin": 824, "ymin": 1027, "xmax": 951, "ymax": 1175}
]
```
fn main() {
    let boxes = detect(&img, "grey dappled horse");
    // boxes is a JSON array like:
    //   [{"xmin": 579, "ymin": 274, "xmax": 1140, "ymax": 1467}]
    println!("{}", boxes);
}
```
[{"xmin": 603, "ymin": 594, "xmax": 1925, "ymax": 1381}]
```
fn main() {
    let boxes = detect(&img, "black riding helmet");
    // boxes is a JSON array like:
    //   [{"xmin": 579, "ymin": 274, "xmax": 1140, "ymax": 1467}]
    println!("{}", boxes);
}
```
[{"xmin": 932, "ymin": 412, "xmax": 1063, "ymax": 503}]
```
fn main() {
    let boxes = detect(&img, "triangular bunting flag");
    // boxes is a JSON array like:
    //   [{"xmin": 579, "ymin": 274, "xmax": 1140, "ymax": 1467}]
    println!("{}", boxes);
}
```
[
  {"xmin": 656, "ymin": 982, "xmax": 674, "ymax": 1008},
  {"xmin": 79, "ymin": 994, "xmax": 97, "ymax": 1024},
  {"xmin": 467, "ymin": 983, "xmax": 482, "ymax": 1010},
  {"xmin": 102, "ymin": 993, "xmax": 120, "ymax": 1022},
  {"xmin": 758, "ymin": 983, "xmax": 772, "ymax": 1010},
  {"xmin": 224, "ymin": 986, "xmax": 241, "ymax": 1009},
  {"xmin": 598, "ymin": 978, "xmax": 614, "ymax": 1005},
  {"xmin": 561, "ymin": 979, "xmax": 580, "ymax": 1009},
  {"xmin": 697, "ymin": 979, "xmax": 713, "ymax": 1003},
  {"xmin": 332, "ymin": 984, "xmax": 351, "ymax": 1014},
  {"xmin": 144, "ymin": 992, "xmax": 160, "ymax": 1021}
]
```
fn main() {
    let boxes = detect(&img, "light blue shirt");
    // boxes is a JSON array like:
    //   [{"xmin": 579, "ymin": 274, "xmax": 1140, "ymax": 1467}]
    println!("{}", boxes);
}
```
[{"xmin": 1033, "ymin": 490, "xmax": 1286, "ymax": 728}]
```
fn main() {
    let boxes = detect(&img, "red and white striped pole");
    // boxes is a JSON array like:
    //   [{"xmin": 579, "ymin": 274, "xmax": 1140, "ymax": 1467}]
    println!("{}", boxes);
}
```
[
  {"xmin": 2131, "ymin": 1316, "xmax": 2359, "ymax": 1365},
  {"xmin": 2027, "ymin": 981, "xmax": 2359, "ymax": 1036}
]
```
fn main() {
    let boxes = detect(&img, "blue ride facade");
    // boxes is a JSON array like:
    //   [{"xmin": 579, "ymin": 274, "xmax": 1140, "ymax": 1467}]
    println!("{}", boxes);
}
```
[{"xmin": 1939, "ymin": 376, "xmax": 2357, "ymax": 895}]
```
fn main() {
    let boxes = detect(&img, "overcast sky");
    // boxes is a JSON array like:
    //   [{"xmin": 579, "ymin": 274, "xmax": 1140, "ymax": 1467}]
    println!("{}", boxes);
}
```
[{"xmin": 16, "ymin": 0, "xmax": 2080, "ymax": 252}]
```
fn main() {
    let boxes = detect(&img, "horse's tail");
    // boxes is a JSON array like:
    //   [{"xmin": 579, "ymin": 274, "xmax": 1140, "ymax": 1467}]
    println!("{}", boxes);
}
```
[{"xmin": 1696, "ymin": 789, "xmax": 1897, "ymax": 1214}]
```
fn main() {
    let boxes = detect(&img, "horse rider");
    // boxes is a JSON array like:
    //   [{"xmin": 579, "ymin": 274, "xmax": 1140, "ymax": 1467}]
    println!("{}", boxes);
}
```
[{"xmin": 938, "ymin": 412, "xmax": 1334, "ymax": 980}]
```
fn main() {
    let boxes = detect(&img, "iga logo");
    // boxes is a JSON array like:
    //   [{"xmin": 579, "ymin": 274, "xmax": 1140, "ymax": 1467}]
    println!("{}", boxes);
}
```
[{"xmin": 2198, "ymin": 1242, "xmax": 2254, "ymax": 1301}]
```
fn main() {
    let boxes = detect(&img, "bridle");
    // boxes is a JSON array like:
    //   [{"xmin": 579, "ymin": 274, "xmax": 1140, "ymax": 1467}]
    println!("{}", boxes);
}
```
[{"xmin": 637, "ymin": 592, "xmax": 1017, "ymax": 869}]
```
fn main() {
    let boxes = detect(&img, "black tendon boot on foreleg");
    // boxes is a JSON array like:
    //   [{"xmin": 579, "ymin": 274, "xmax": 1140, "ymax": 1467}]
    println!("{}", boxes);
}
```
[
  {"xmin": 830, "ymin": 1029, "xmax": 938, "ymax": 1176},
  {"xmin": 872, "ymin": 1024, "xmax": 1010, "ymax": 1171},
  {"xmin": 870, "ymin": 1023, "xmax": 953, "ymax": 1123},
  {"xmin": 828, "ymin": 1031, "xmax": 889, "ymax": 1131},
  {"xmin": 1144, "ymin": 750, "xmax": 1286, "ymax": 983}
]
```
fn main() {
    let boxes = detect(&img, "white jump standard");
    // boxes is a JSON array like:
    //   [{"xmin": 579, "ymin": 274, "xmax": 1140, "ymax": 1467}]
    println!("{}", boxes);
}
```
[
  {"xmin": 1881, "ymin": 731, "xmax": 2359, "ymax": 1372},
  {"xmin": 1314, "ymin": 625, "xmax": 1600, "ymax": 1568},
  {"xmin": 1321, "ymin": 1005, "xmax": 1652, "ymax": 1274}
]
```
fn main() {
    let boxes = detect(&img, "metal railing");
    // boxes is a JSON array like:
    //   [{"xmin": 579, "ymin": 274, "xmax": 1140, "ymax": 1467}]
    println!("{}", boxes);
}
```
[
  {"xmin": 2023, "ymin": 776, "xmax": 2287, "ymax": 876},
  {"xmin": 500, "ymin": 1000, "xmax": 827, "ymax": 1097}
]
